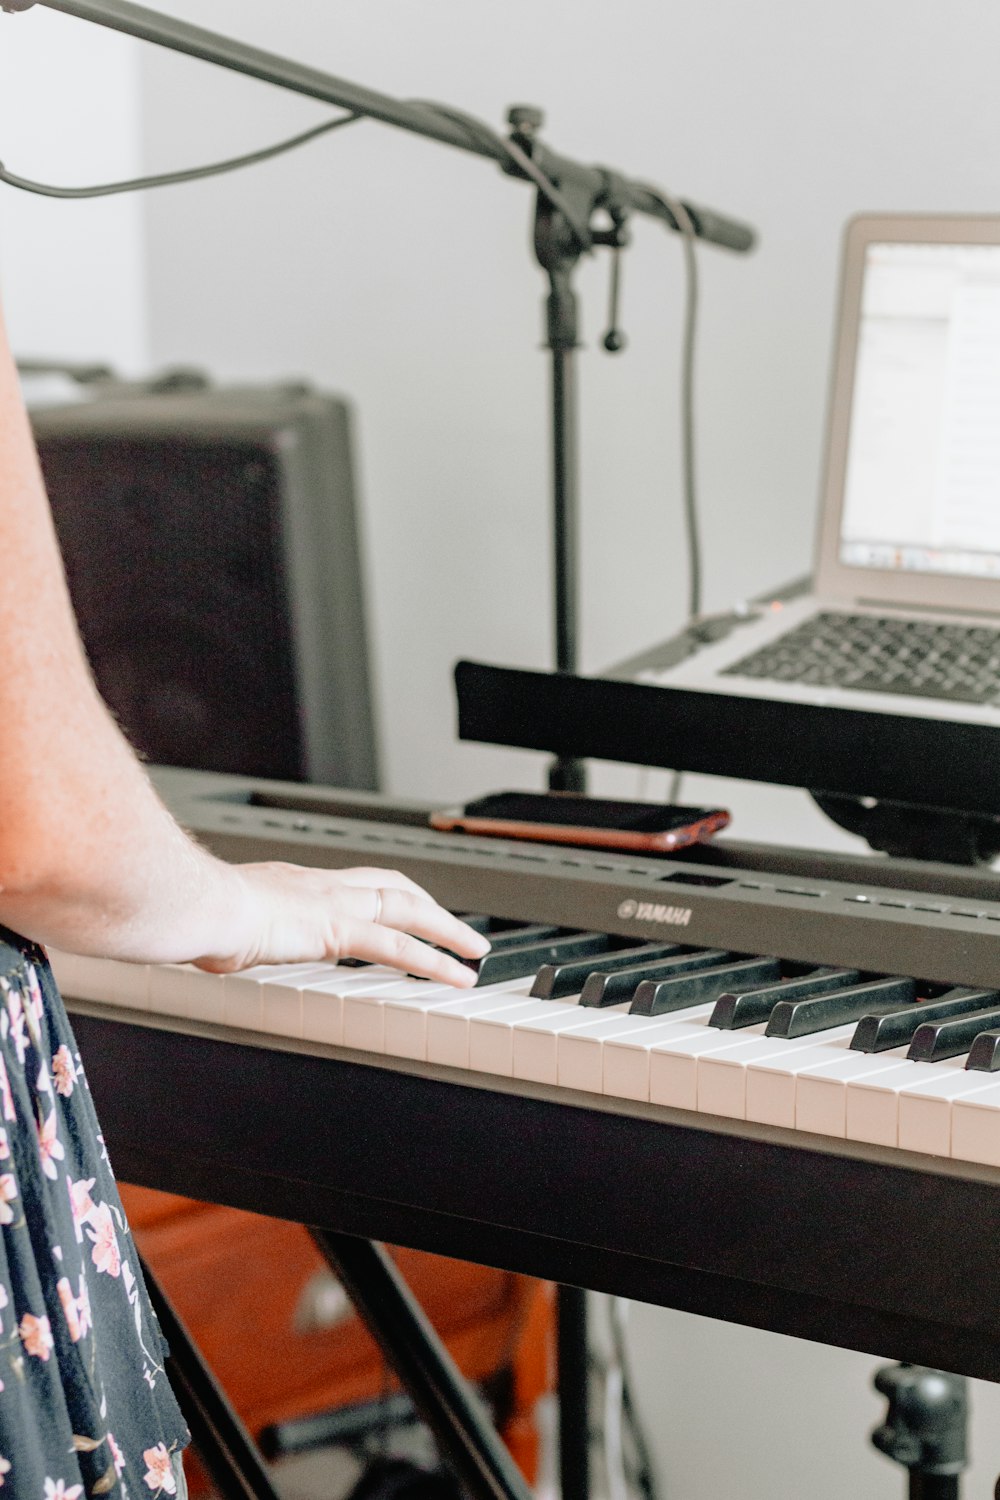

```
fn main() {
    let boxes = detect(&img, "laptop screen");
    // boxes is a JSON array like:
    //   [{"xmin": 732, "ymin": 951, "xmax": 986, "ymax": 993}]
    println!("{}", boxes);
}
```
[{"xmin": 838, "ymin": 240, "xmax": 1000, "ymax": 582}]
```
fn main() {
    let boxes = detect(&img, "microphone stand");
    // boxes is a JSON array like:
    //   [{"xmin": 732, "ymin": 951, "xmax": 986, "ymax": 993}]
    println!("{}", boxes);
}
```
[{"xmin": 2, "ymin": 3, "xmax": 756, "ymax": 1494}]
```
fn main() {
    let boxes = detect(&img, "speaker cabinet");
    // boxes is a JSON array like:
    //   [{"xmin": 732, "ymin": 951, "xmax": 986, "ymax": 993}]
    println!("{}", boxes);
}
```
[{"xmin": 31, "ymin": 383, "xmax": 379, "ymax": 789}]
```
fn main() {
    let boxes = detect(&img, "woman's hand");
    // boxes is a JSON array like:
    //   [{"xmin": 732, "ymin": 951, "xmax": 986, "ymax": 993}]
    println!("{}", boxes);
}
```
[{"xmin": 194, "ymin": 861, "xmax": 489, "ymax": 987}]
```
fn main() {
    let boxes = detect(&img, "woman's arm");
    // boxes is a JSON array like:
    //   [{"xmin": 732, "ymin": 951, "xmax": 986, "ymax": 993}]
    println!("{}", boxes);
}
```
[{"xmin": 0, "ymin": 306, "xmax": 485, "ymax": 983}]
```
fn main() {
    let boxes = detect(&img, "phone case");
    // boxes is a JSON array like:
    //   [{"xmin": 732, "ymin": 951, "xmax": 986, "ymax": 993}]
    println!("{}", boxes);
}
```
[{"xmin": 428, "ymin": 806, "xmax": 730, "ymax": 853}]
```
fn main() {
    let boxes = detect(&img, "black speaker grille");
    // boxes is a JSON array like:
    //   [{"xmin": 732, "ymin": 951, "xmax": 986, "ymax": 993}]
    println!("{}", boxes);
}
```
[{"xmin": 41, "ymin": 435, "xmax": 305, "ymax": 779}]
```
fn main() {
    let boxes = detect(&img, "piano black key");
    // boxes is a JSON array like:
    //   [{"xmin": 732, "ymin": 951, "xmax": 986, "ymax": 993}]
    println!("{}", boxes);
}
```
[
  {"xmin": 446, "ymin": 921, "xmax": 567, "ymax": 976},
  {"xmin": 765, "ymin": 977, "xmax": 916, "ymax": 1039},
  {"xmin": 965, "ymin": 1030, "xmax": 1000, "ymax": 1072},
  {"xmin": 474, "ymin": 932, "xmax": 610, "ymax": 987},
  {"xmin": 851, "ymin": 987, "xmax": 1000, "ymax": 1054},
  {"xmin": 457, "ymin": 915, "xmax": 560, "ymax": 941},
  {"xmin": 455, "ymin": 914, "xmax": 496, "ymax": 936},
  {"xmin": 908, "ymin": 1003, "xmax": 1000, "ymax": 1063},
  {"xmin": 709, "ymin": 967, "xmax": 860, "ymax": 1030},
  {"xmin": 530, "ymin": 942, "xmax": 683, "ymax": 1000},
  {"xmin": 479, "ymin": 924, "xmax": 563, "ymax": 952},
  {"xmin": 578, "ymin": 950, "xmax": 732, "ymax": 1009},
  {"xmin": 630, "ymin": 957, "xmax": 781, "ymax": 1017}
]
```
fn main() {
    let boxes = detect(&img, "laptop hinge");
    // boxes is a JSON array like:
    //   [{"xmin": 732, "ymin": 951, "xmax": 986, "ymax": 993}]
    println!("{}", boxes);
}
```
[{"xmin": 854, "ymin": 597, "xmax": 1000, "ymax": 621}]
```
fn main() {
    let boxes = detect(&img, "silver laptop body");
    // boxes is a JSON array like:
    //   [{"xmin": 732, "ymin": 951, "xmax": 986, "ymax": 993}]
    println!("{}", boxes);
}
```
[{"xmin": 647, "ymin": 213, "xmax": 1000, "ymax": 728}]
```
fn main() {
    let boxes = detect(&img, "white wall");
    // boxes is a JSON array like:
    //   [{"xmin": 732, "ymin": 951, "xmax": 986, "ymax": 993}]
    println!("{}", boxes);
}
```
[
  {"xmin": 0, "ymin": 6, "xmax": 147, "ymax": 369},
  {"xmin": 128, "ymin": 6, "xmax": 1000, "ymax": 1498}
]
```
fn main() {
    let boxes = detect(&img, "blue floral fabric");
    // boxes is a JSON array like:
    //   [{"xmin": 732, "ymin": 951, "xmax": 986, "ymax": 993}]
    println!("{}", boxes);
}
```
[{"xmin": 0, "ymin": 928, "xmax": 188, "ymax": 1500}]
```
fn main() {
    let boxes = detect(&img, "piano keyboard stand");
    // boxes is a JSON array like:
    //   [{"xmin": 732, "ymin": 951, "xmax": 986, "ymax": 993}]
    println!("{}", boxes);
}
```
[
  {"xmin": 871, "ymin": 1363, "xmax": 967, "ymax": 1500},
  {"xmin": 556, "ymin": 1285, "xmax": 591, "ymax": 1500},
  {"xmin": 310, "ymin": 1231, "xmax": 533, "ymax": 1500},
  {"xmin": 140, "ymin": 1232, "xmax": 531, "ymax": 1500}
]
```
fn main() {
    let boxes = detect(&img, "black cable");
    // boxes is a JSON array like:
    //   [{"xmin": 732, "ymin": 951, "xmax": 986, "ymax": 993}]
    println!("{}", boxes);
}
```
[
  {"xmin": 626, "ymin": 183, "xmax": 699, "ymax": 808},
  {"xmin": 645, "ymin": 182, "xmax": 701, "ymax": 625},
  {"xmin": 0, "ymin": 110, "xmax": 366, "ymax": 198},
  {"xmin": 0, "ymin": 93, "xmax": 589, "ymax": 257}
]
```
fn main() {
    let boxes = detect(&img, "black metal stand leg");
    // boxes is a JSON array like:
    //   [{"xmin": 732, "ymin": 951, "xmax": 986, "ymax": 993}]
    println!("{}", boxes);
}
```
[
  {"xmin": 871, "ymin": 1363, "xmax": 968, "ymax": 1500},
  {"xmin": 911, "ymin": 1478, "xmax": 960, "ymax": 1500},
  {"xmin": 557, "ymin": 1285, "xmax": 590, "ymax": 1500},
  {"xmin": 546, "ymin": 303, "xmax": 586, "ymax": 797},
  {"xmin": 549, "ymin": 296, "xmax": 579, "ymax": 684},
  {"xmin": 310, "ymin": 1230, "xmax": 532, "ymax": 1500},
  {"xmin": 138, "ymin": 1253, "xmax": 283, "ymax": 1500},
  {"xmin": 540, "ymin": 207, "xmax": 586, "ymax": 796}
]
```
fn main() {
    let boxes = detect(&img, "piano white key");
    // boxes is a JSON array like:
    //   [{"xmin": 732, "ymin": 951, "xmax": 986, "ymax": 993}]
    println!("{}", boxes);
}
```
[
  {"xmin": 295, "ymin": 970, "xmax": 388, "ymax": 1045},
  {"xmin": 383, "ymin": 980, "xmax": 532, "ymax": 1062},
  {"xmin": 691, "ymin": 1027, "xmax": 852, "ymax": 1121},
  {"xmin": 217, "ymin": 966, "xmax": 328, "ymax": 1038},
  {"xmin": 338, "ymin": 976, "xmax": 438, "ymax": 1053},
  {"xmin": 951, "ymin": 1080, "xmax": 1000, "ymax": 1165},
  {"xmin": 744, "ymin": 1031, "xmax": 859, "ymax": 1127},
  {"xmin": 897, "ymin": 1066, "xmax": 995, "ymax": 1157},
  {"xmin": 639, "ymin": 1023, "xmax": 768, "ymax": 1110},
  {"xmin": 425, "ymin": 992, "xmax": 539, "ymax": 1069},
  {"xmin": 230, "ymin": 962, "xmax": 349, "ymax": 988},
  {"xmin": 696, "ymin": 1039, "xmax": 768, "ymax": 1120},
  {"xmin": 845, "ymin": 1058, "xmax": 944, "ymax": 1146},
  {"xmin": 299, "ymin": 960, "xmax": 404, "ymax": 1044},
  {"xmin": 48, "ymin": 948, "xmax": 87, "ymax": 997},
  {"xmin": 511, "ymin": 1002, "xmax": 632, "ymax": 1086},
  {"xmin": 107, "ymin": 960, "xmax": 152, "ymax": 1009},
  {"xmin": 794, "ymin": 1047, "xmax": 911, "ymax": 1138},
  {"xmin": 147, "ymin": 963, "xmax": 207, "ymax": 1020},
  {"xmin": 559, "ymin": 1008, "xmax": 715, "ymax": 1096},
  {"xmin": 49, "ymin": 950, "xmax": 151, "ymax": 1010},
  {"xmin": 260, "ymin": 966, "xmax": 342, "ymax": 1039},
  {"xmin": 468, "ymin": 1000, "xmax": 582, "ymax": 1077}
]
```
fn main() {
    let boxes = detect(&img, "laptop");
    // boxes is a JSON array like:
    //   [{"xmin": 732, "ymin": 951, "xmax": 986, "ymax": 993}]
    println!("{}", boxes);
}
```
[{"xmin": 643, "ymin": 212, "xmax": 1000, "ymax": 728}]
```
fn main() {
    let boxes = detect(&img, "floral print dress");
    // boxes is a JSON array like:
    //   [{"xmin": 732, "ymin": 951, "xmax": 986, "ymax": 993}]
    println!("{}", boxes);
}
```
[{"xmin": 0, "ymin": 928, "xmax": 188, "ymax": 1500}]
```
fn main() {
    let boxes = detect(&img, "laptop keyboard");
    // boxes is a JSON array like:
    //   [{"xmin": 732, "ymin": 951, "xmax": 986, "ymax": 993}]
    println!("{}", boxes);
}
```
[{"xmin": 722, "ymin": 612, "xmax": 1000, "ymax": 704}]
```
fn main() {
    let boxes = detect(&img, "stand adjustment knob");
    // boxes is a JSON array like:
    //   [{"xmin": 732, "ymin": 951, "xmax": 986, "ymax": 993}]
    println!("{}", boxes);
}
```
[
  {"xmin": 871, "ymin": 1363, "xmax": 968, "ymax": 1480},
  {"xmin": 507, "ymin": 105, "xmax": 545, "ymax": 136}
]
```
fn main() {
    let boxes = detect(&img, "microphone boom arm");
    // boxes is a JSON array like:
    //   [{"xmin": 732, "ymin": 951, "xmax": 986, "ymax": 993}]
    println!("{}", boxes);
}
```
[{"xmin": 3, "ymin": 0, "xmax": 755, "ymax": 254}]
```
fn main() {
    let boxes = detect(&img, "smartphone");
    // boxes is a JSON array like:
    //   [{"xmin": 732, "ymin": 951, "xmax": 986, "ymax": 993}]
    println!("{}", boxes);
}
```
[{"xmin": 429, "ymin": 791, "xmax": 730, "ymax": 853}]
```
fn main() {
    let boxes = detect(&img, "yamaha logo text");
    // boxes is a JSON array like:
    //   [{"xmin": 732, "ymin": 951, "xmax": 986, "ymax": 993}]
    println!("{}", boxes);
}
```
[{"xmin": 617, "ymin": 898, "xmax": 692, "ymax": 927}]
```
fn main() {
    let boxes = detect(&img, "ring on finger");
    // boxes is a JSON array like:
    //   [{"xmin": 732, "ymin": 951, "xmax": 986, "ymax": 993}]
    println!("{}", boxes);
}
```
[{"xmin": 371, "ymin": 888, "xmax": 384, "ymax": 925}]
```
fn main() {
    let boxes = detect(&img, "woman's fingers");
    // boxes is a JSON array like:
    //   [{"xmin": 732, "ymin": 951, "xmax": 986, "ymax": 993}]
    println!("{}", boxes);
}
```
[
  {"xmin": 343, "ymin": 921, "xmax": 478, "ymax": 988},
  {"xmin": 372, "ymin": 886, "xmax": 489, "ymax": 959},
  {"xmin": 333, "ymin": 881, "xmax": 489, "ymax": 985},
  {"xmin": 335, "ymin": 877, "xmax": 489, "ymax": 961},
  {"xmin": 335, "ymin": 867, "xmax": 432, "ymax": 901}
]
